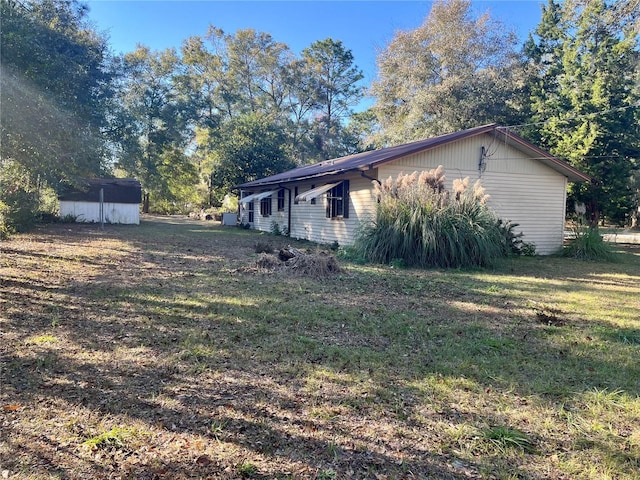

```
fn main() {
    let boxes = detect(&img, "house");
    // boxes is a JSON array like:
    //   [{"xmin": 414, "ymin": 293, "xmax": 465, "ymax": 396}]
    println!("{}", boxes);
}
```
[
  {"xmin": 236, "ymin": 124, "xmax": 590, "ymax": 254},
  {"xmin": 58, "ymin": 178, "xmax": 142, "ymax": 225}
]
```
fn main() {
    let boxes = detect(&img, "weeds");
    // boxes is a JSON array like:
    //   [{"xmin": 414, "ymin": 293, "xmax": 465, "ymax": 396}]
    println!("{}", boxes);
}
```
[
  {"xmin": 563, "ymin": 219, "xmax": 615, "ymax": 261},
  {"xmin": 482, "ymin": 426, "xmax": 535, "ymax": 454},
  {"xmin": 81, "ymin": 427, "xmax": 139, "ymax": 451}
]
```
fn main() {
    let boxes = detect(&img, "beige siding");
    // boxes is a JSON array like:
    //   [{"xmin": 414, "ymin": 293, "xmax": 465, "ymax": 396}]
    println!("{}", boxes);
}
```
[
  {"xmin": 377, "ymin": 133, "xmax": 569, "ymax": 254},
  {"xmin": 242, "ymin": 133, "xmax": 572, "ymax": 253},
  {"xmin": 289, "ymin": 174, "xmax": 375, "ymax": 246}
]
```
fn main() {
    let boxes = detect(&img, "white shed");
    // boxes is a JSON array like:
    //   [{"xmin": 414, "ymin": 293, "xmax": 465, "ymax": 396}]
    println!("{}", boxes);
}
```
[{"xmin": 58, "ymin": 178, "xmax": 142, "ymax": 225}]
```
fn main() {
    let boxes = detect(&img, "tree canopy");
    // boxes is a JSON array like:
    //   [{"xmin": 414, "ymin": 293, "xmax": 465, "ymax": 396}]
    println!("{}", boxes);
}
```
[
  {"xmin": 523, "ymin": 0, "xmax": 640, "ymax": 225},
  {"xmin": 1, "ymin": 0, "xmax": 638, "ymax": 230},
  {"xmin": 369, "ymin": 0, "xmax": 525, "ymax": 145}
]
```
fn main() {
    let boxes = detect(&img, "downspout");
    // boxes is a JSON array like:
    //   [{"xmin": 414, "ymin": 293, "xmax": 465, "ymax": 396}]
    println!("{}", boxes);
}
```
[
  {"xmin": 361, "ymin": 170, "xmax": 381, "ymax": 185},
  {"xmin": 282, "ymin": 186, "xmax": 292, "ymax": 236}
]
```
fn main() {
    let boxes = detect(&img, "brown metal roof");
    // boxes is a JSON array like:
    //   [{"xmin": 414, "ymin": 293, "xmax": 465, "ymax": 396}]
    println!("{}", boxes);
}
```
[{"xmin": 236, "ymin": 124, "xmax": 590, "ymax": 189}]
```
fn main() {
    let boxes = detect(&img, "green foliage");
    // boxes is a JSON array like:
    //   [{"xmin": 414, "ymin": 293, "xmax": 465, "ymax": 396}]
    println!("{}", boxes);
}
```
[
  {"xmin": 523, "ymin": 0, "xmax": 640, "ymax": 226},
  {"xmin": 58, "ymin": 214, "xmax": 78, "ymax": 224},
  {"xmin": 497, "ymin": 219, "xmax": 537, "ymax": 256},
  {"xmin": 237, "ymin": 460, "xmax": 257, "ymax": 477},
  {"xmin": 270, "ymin": 221, "xmax": 282, "ymax": 236},
  {"xmin": 82, "ymin": 426, "xmax": 138, "ymax": 451},
  {"xmin": 210, "ymin": 113, "xmax": 295, "ymax": 191},
  {"xmin": 354, "ymin": 168, "xmax": 506, "ymax": 268},
  {"xmin": 563, "ymin": 219, "xmax": 615, "ymax": 261},
  {"xmin": 0, "ymin": 161, "xmax": 40, "ymax": 234},
  {"xmin": 0, "ymin": 201, "xmax": 10, "ymax": 240},
  {"xmin": 482, "ymin": 426, "xmax": 535, "ymax": 454},
  {"xmin": 112, "ymin": 46, "xmax": 198, "ymax": 213},
  {"xmin": 370, "ymin": 0, "xmax": 525, "ymax": 144},
  {"xmin": 301, "ymin": 38, "xmax": 364, "ymax": 160},
  {"xmin": 0, "ymin": 0, "xmax": 111, "ymax": 190}
]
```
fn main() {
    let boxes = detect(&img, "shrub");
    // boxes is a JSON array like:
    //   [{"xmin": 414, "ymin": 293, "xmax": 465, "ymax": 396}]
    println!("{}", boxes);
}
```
[
  {"xmin": 563, "ymin": 220, "xmax": 614, "ymax": 261},
  {"xmin": 270, "ymin": 221, "xmax": 282, "ymax": 236},
  {"xmin": 354, "ymin": 167, "xmax": 507, "ymax": 268},
  {"xmin": 0, "ymin": 201, "xmax": 10, "ymax": 240},
  {"xmin": 497, "ymin": 219, "xmax": 536, "ymax": 256}
]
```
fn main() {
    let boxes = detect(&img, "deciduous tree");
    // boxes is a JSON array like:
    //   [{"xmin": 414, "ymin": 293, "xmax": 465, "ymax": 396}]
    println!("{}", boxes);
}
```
[{"xmin": 370, "ymin": 0, "xmax": 523, "ymax": 145}]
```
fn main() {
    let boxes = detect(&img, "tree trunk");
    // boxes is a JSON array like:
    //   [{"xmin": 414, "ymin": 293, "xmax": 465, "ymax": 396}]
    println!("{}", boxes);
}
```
[{"xmin": 143, "ymin": 192, "xmax": 150, "ymax": 214}]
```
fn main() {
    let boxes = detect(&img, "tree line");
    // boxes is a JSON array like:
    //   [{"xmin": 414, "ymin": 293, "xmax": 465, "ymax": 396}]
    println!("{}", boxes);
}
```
[{"xmin": 1, "ymin": 0, "xmax": 639, "ymax": 235}]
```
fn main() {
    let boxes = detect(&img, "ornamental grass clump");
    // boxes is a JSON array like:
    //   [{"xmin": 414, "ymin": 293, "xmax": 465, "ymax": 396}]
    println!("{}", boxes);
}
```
[
  {"xmin": 354, "ymin": 167, "xmax": 507, "ymax": 268},
  {"xmin": 563, "ymin": 219, "xmax": 615, "ymax": 261}
]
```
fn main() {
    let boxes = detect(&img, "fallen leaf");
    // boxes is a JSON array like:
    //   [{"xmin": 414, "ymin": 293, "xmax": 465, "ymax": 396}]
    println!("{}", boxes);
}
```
[{"xmin": 2, "ymin": 404, "xmax": 21, "ymax": 412}]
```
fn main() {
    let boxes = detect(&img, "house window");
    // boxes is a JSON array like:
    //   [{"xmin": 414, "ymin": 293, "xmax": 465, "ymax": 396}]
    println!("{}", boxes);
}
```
[
  {"xmin": 260, "ymin": 194, "xmax": 272, "ymax": 217},
  {"xmin": 277, "ymin": 189, "xmax": 285, "ymax": 211},
  {"xmin": 326, "ymin": 181, "xmax": 349, "ymax": 219},
  {"xmin": 247, "ymin": 200, "xmax": 254, "ymax": 223},
  {"xmin": 310, "ymin": 185, "xmax": 316, "ymax": 204},
  {"xmin": 294, "ymin": 186, "xmax": 299, "ymax": 205}
]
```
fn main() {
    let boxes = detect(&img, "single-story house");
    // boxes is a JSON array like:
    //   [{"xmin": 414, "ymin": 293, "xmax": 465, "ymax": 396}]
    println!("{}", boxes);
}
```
[
  {"xmin": 58, "ymin": 178, "xmax": 142, "ymax": 225},
  {"xmin": 236, "ymin": 124, "xmax": 590, "ymax": 254}
]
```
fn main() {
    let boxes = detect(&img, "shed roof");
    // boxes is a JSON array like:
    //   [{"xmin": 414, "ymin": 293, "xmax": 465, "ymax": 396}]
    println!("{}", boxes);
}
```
[
  {"xmin": 236, "ymin": 124, "xmax": 590, "ymax": 189},
  {"xmin": 58, "ymin": 178, "xmax": 142, "ymax": 204}
]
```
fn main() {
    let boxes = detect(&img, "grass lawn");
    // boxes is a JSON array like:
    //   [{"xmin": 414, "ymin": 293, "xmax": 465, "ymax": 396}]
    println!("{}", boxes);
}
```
[{"xmin": 1, "ymin": 216, "xmax": 639, "ymax": 479}]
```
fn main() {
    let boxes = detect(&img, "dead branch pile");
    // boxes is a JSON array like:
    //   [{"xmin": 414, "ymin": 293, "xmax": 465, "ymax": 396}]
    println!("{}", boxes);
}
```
[{"xmin": 253, "ymin": 246, "xmax": 341, "ymax": 277}]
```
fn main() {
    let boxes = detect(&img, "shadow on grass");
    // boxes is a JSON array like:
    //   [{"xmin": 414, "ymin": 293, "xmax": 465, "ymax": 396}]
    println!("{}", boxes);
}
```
[{"xmin": 2, "ymin": 218, "xmax": 639, "ymax": 479}]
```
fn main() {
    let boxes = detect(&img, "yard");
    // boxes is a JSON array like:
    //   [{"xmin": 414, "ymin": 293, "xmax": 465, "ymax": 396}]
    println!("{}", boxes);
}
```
[{"xmin": 1, "ymin": 216, "xmax": 639, "ymax": 479}]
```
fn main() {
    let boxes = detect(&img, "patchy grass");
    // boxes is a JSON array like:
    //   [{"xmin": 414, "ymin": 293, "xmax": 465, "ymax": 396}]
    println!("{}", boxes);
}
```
[{"xmin": 1, "ymin": 215, "xmax": 639, "ymax": 479}]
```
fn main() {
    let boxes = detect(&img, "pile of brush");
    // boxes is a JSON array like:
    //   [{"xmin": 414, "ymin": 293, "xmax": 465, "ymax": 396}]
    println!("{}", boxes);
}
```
[{"xmin": 254, "ymin": 245, "xmax": 341, "ymax": 277}]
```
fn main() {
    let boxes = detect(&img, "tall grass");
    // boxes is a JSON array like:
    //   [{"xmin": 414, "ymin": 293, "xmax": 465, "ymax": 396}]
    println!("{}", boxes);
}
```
[
  {"xmin": 354, "ymin": 167, "xmax": 508, "ymax": 268},
  {"xmin": 563, "ymin": 219, "xmax": 615, "ymax": 261}
]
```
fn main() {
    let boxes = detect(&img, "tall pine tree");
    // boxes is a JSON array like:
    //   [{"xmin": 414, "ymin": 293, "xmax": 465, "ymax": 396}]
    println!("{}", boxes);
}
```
[{"xmin": 524, "ymin": 0, "xmax": 640, "ymax": 225}]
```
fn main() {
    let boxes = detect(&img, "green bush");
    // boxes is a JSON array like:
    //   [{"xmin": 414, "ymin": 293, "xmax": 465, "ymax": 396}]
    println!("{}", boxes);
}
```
[
  {"xmin": 354, "ymin": 168, "xmax": 508, "ymax": 268},
  {"xmin": 0, "ymin": 163, "xmax": 40, "ymax": 234},
  {"xmin": 563, "ymin": 220, "xmax": 614, "ymax": 261},
  {"xmin": 0, "ymin": 201, "xmax": 11, "ymax": 240}
]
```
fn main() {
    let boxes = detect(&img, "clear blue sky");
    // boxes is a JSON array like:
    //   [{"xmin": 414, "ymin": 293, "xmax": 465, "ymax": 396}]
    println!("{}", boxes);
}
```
[{"xmin": 87, "ymin": 0, "xmax": 544, "ymax": 88}]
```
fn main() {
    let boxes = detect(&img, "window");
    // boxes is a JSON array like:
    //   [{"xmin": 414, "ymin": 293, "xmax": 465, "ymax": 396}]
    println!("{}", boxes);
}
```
[
  {"xmin": 247, "ymin": 198, "xmax": 254, "ymax": 223},
  {"xmin": 294, "ymin": 186, "xmax": 299, "ymax": 205},
  {"xmin": 310, "ymin": 185, "xmax": 316, "ymax": 204},
  {"xmin": 277, "ymin": 189, "xmax": 285, "ymax": 211},
  {"xmin": 260, "ymin": 194, "xmax": 272, "ymax": 217},
  {"xmin": 326, "ymin": 181, "xmax": 349, "ymax": 219}
]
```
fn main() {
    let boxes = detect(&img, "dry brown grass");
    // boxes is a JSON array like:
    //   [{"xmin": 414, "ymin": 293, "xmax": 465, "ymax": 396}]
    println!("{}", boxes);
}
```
[{"xmin": 1, "ymin": 216, "xmax": 639, "ymax": 479}]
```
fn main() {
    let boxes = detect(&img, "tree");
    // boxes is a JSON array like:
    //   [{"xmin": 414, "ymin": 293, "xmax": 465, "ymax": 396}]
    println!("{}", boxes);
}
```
[
  {"xmin": 301, "ymin": 38, "xmax": 364, "ymax": 159},
  {"xmin": 524, "ymin": 0, "xmax": 640, "ymax": 225},
  {"xmin": 210, "ymin": 113, "xmax": 295, "ymax": 196},
  {"xmin": 369, "ymin": 0, "xmax": 524, "ymax": 145},
  {"xmin": 0, "ymin": 0, "xmax": 111, "ymax": 185},
  {"xmin": 112, "ymin": 45, "xmax": 197, "ymax": 213},
  {"xmin": 1, "ymin": 0, "xmax": 112, "ymax": 233}
]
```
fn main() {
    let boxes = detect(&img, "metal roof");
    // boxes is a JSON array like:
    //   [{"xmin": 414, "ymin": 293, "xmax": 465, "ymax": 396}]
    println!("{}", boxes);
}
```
[
  {"xmin": 58, "ymin": 178, "xmax": 142, "ymax": 204},
  {"xmin": 235, "ymin": 124, "xmax": 591, "ymax": 189}
]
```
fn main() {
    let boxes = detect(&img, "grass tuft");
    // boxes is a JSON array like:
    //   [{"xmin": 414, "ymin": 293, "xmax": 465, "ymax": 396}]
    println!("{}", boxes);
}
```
[
  {"xmin": 563, "ymin": 221, "xmax": 615, "ymax": 261},
  {"xmin": 81, "ymin": 426, "xmax": 139, "ymax": 451},
  {"xmin": 483, "ymin": 426, "xmax": 535, "ymax": 454}
]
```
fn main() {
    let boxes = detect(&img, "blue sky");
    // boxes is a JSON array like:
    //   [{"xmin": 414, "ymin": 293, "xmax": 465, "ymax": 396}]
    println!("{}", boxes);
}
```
[{"xmin": 86, "ymin": 0, "xmax": 544, "ymax": 88}]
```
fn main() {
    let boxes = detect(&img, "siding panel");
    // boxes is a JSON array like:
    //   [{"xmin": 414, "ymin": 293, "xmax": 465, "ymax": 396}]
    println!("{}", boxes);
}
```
[{"xmin": 378, "ymin": 134, "xmax": 569, "ymax": 254}]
